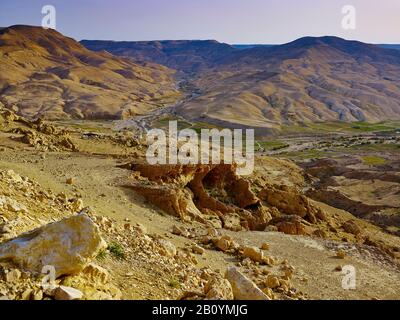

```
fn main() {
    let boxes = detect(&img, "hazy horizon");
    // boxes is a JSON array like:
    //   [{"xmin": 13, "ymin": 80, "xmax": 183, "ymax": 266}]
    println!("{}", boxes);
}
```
[
  {"xmin": 3, "ymin": 24, "xmax": 400, "ymax": 46},
  {"xmin": 1, "ymin": 0, "xmax": 399, "ymax": 44}
]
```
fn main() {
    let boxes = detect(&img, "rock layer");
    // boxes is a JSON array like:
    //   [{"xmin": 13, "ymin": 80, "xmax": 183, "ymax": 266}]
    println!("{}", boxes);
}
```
[{"xmin": 122, "ymin": 163, "xmax": 271, "ymax": 230}]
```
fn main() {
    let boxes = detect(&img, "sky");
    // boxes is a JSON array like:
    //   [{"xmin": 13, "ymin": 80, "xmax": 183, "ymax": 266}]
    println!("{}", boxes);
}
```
[{"xmin": 1, "ymin": 0, "xmax": 400, "ymax": 44}]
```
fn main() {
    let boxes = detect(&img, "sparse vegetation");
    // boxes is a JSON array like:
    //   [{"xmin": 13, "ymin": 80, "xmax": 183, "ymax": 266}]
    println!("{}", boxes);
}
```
[
  {"xmin": 168, "ymin": 278, "xmax": 181, "ymax": 289},
  {"xmin": 280, "ymin": 149, "xmax": 327, "ymax": 160},
  {"xmin": 96, "ymin": 249, "xmax": 108, "ymax": 261},
  {"xmin": 108, "ymin": 241, "xmax": 125, "ymax": 260},
  {"xmin": 362, "ymin": 155, "xmax": 387, "ymax": 166},
  {"xmin": 281, "ymin": 121, "xmax": 400, "ymax": 135},
  {"xmin": 257, "ymin": 140, "xmax": 289, "ymax": 151}
]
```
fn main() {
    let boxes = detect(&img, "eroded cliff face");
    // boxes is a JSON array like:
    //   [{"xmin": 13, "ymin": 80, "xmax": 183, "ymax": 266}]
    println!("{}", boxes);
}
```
[
  {"xmin": 119, "ymin": 160, "xmax": 400, "ymax": 265},
  {"xmin": 120, "ymin": 162, "xmax": 327, "ymax": 233}
]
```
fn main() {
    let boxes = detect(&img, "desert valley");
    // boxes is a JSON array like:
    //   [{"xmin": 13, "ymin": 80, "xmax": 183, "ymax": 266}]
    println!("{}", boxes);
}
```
[{"xmin": 0, "ymin": 25, "xmax": 399, "ymax": 301}]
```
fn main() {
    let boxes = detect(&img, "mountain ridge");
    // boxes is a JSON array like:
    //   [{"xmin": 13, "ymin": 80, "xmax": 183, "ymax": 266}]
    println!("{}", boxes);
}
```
[
  {"xmin": 2, "ymin": 25, "xmax": 400, "ymax": 127},
  {"xmin": 161, "ymin": 36, "xmax": 400, "ymax": 127},
  {"xmin": 0, "ymin": 25, "xmax": 180, "ymax": 120},
  {"xmin": 81, "ymin": 39, "xmax": 236, "ymax": 73}
]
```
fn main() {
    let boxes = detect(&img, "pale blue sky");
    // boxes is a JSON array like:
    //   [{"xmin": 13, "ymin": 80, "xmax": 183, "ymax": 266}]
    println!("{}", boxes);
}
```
[{"xmin": 0, "ymin": 0, "xmax": 399, "ymax": 43}]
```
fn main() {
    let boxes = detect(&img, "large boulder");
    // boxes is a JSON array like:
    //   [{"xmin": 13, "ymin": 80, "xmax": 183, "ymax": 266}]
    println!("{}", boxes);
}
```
[
  {"xmin": 0, "ymin": 214, "xmax": 106, "ymax": 277},
  {"xmin": 53, "ymin": 286, "xmax": 83, "ymax": 300},
  {"xmin": 242, "ymin": 246, "xmax": 264, "ymax": 263},
  {"xmin": 225, "ymin": 266, "xmax": 270, "ymax": 300}
]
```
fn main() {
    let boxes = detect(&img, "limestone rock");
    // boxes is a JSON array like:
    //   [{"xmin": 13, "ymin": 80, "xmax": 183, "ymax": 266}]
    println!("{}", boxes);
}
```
[
  {"xmin": 262, "ymin": 255, "xmax": 275, "ymax": 266},
  {"xmin": 281, "ymin": 264, "xmax": 295, "ymax": 279},
  {"xmin": 70, "ymin": 198, "xmax": 83, "ymax": 213},
  {"xmin": 4, "ymin": 269, "xmax": 21, "ymax": 283},
  {"xmin": 225, "ymin": 266, "xmax": 270, "ymax": 300},
  {"xmin": 54, "ymin": 286, "xmax": 83, "ymax": 300},
  {"xmin": 122, "ymin": 163, "xmax": 268, "ymax": 230},
  {"xmin": 336, "ymin": 249, "xmax": 346, "ymax": 259},
  {"xmin": 204, "ymin": 275, "xmax": 234, "ymax": 300},
  {"xmin": 222, "ymin": 213, "xmax": 242, "ymax": 231},
  {"xmin": 264, "ymin": 225, "xmax": 278, "ymax": 232},
  {"xmin": 134, "ymin": 223, "xmax": 147, "ymax": 234},
  {"xmin": 32, "ymin": 290, "xmax": 43, "ymax": 300},
  {"xmin": 342, "ymin": 220, "xmax": 362, "ymax": 235},
  {"xmin": 20, "ymin": 289, "xmax": 33, "ymax": 300},
  {"xmin": 265, "ymin": 275, "xmax": 280, "ymax": 289},
  {"xmin": 0, "ymin": 214, "xmax": 106, "ymax": 277},
  {"xmin": 207, "ymin": 227, "xmax": 219, "ymax": 237},
  {"xmin": 156, "ymin": 239, "xmax": 177, "ymax": 257},
  {"xmin": 172, "ymin": 225, "xmax": 190, "ymax": 237},
  {"xmin": 262, "ymin": 287, "xmax": 274, "ymax": 299},
  {"xmin": 82, "ymin": 263, "xmax": 109, "ymax": 283},
  {"xmin": 130, "ymin": 184, "xmax": 200, "ymax": 221},
  {"xmin": 0, "ymin": 196, "xmax": 28, "ymax": 213},
  {"xmin": 242, "ymin": 246, "xmax": 264, "ymax": 263},
  {"xmin": 274, "ymin": 215, "xmax": 307, "ymax": 235},
  {"xmin": 258, "ymin": 184, "xmax": 324, "ymax": 223},
  {"xmin": 215, "ymin": 235, "xmax": 236, "ymax": 252},
  {"xmin": 192, "ymin": 245, "xmax": 205, "ymax": 255}
]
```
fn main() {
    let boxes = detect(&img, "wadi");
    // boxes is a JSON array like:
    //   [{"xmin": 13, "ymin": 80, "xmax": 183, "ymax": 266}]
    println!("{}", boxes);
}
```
[{"xmin": 0, "ymin": 23, "xmax": 399, "ymax": 301}]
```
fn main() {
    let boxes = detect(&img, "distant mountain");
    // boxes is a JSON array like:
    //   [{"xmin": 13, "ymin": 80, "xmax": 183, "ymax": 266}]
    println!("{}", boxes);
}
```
[
  {"xmin": 232, "ymin": 44, "xmax": 400, "ymax": 50},
  {"xmin": 378, "ymin": 44, "xmax": 400, "ymax": 50},
  {"xmin": 0, "ymin": 25, "xmax": 179, "ymax": 120},
  {"xmin": 3, "ymin": 28, "xmax": 400, "ymax": 127},
  {"xmin": 81, "ymin": 39, "xmax": 236, "ymax": 74},
  {"xmin": 81, "ymin": 36, "xmax": 400, "ymax": 129},
  {"xmin": 234, "ymin": 43, "xmax": 400, "ymax": 51},
  {"xmin": 229, "ymin": 37, "xmax": 400, "ymax": 65},
  {"xmin": 232, "ymin": 44, "xmax": 276, "ymax": 50},
  {"xmin": 175, "ymin": 37, "xmax": 400, "ymax": 129}
]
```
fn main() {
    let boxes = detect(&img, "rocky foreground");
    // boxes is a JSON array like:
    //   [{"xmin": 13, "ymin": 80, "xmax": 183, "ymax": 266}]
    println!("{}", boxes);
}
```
[{"xmin": 0, "ymin": 107, "xmax": 399, "ymax": 300}]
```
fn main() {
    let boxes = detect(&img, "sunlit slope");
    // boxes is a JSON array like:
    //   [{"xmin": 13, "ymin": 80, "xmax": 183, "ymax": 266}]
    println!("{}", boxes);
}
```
[{"xmin": 0, "ymin": 25, "xmax": 180, "ymax": 120}]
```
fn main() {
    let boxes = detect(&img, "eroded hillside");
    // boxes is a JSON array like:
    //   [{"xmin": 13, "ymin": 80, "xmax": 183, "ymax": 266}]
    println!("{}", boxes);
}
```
[
  {"xmin": 0, "ymin": 25, "xmax": 180, "ymax": 120},
  {"xmin": 83, "ymin": 37, "xmax": 400, "ymax": 131}
]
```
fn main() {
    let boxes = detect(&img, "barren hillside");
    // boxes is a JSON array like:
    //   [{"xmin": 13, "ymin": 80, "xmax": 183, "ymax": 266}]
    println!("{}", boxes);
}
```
[
  {"xmin": 0, "ymin": 25, "xmax": 180, "ymax": 120},
  {"xmin": 84, "ymin": 37, "xmax": 400, "ymax": 130}
]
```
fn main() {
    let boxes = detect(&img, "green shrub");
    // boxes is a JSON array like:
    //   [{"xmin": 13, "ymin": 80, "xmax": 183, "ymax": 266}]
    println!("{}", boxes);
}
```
[
  {"xmin": 362, "ymin": 155, "xmax": 387, "ymax": 166},
  {"xmin": 108, "ymin": 241, "xmax": 125, "ymax": 260},
  {"xmin": 168, "ymin": 278, "xmax": 181, "ymax": 289},
  {"xmin": 96, "ymin": 249, "xmax": 108, "ymax": 261}
]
